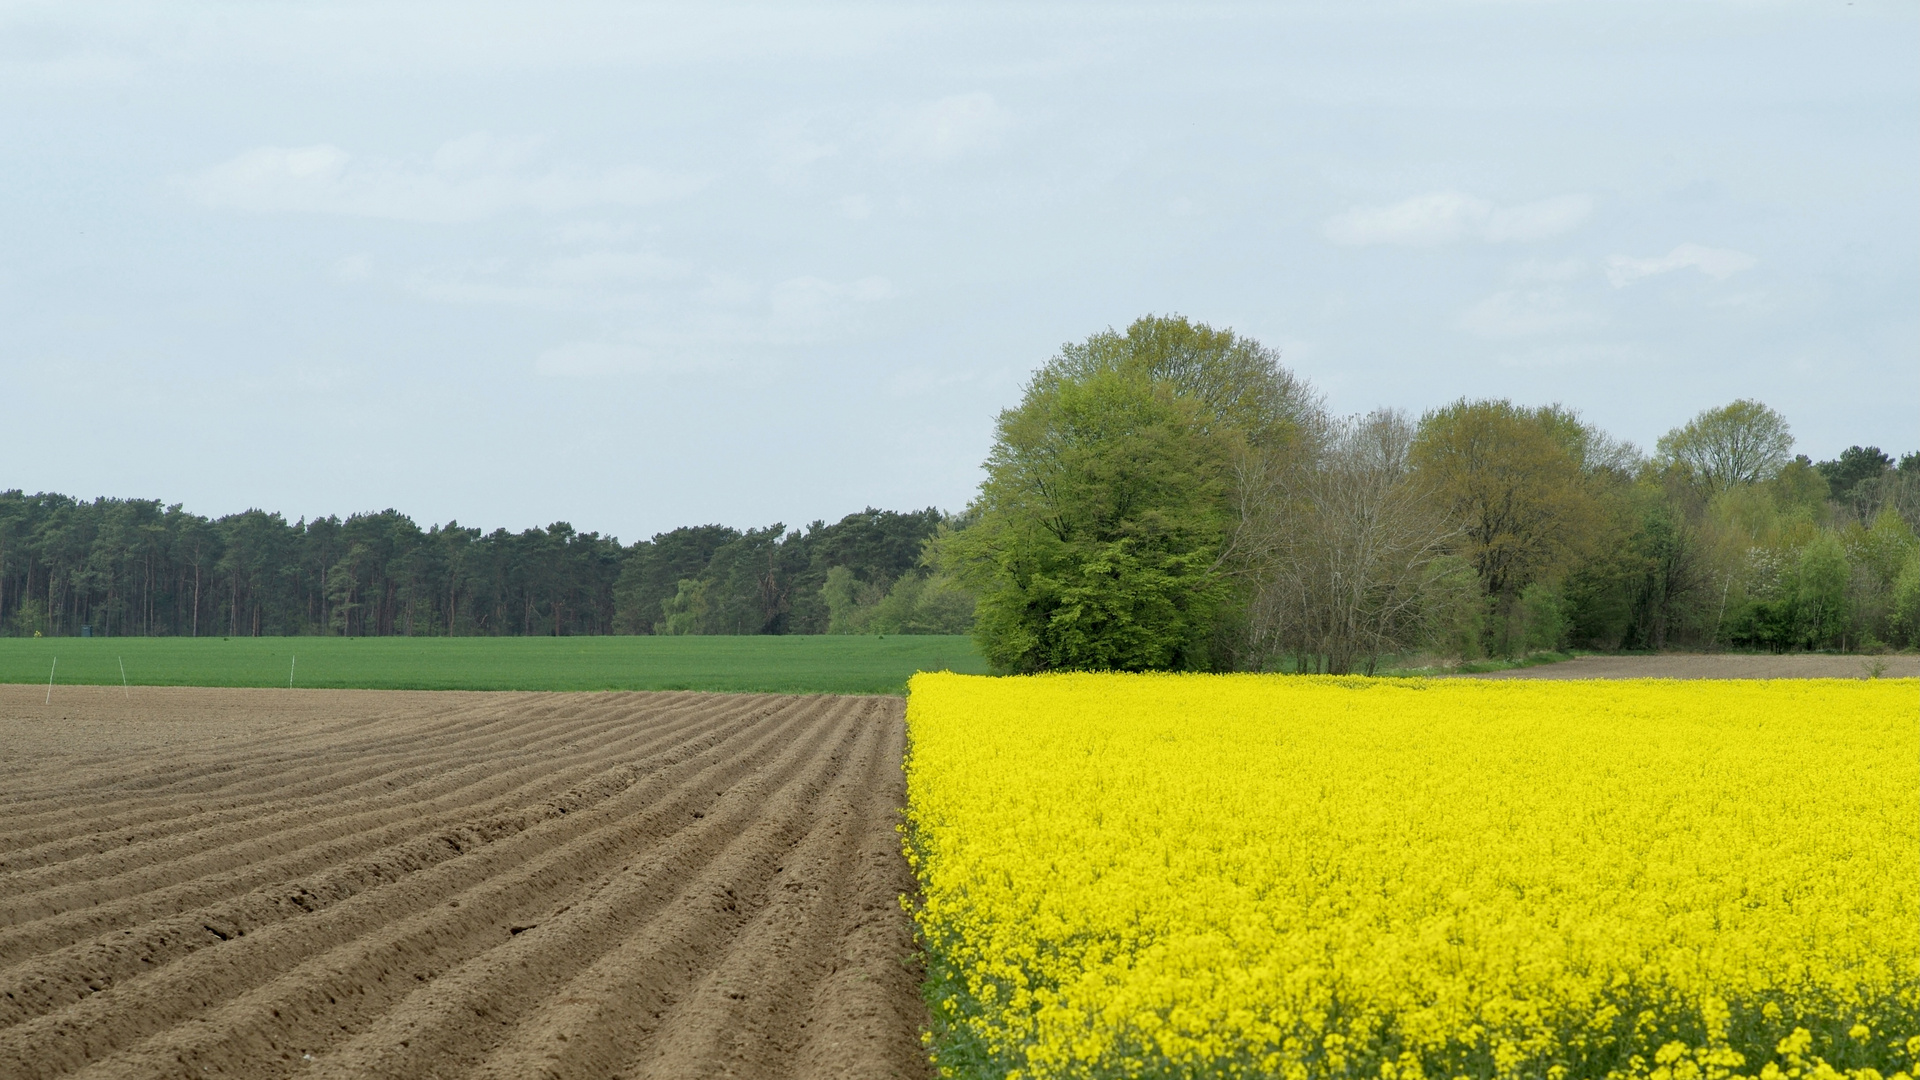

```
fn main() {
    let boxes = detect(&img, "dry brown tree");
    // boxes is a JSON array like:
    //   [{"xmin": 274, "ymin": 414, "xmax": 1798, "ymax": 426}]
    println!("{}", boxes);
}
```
[{"xmin": 1231, "ymin": 409, "xmax": 1463, "ymax": 674}]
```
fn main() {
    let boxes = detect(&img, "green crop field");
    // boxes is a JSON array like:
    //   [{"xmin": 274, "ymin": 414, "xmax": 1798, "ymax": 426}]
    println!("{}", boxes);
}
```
[{"xmin": 0, "ymin": 635, "xmax": 989, "ymax": 695}]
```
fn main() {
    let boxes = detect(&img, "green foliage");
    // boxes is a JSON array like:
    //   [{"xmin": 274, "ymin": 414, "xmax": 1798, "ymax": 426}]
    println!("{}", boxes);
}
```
[
  {"xmin": 1656, "ymin": 399, "xmax": 1794, "ymax": 493},
  {"xmin": 657, "ymin": 578, "xmax": 711, "ymax": 635},
  {"xmin": 821, "ymin": 564, "xmax": 885, "ymax": 634},
  {"xmin": 1794, "ymin": 533, "xmax": 1851, "ymax": 647},
  {"xmin": 1411, "ymin": 399, "xmax": 1605, "ymax": 655},
  {"xmin": 612, "ymin": 524, "xmax": 738, "ymax": 633},
  {"xmin": 1037, "ymin": 314, "xmax": 1312, "ymax": 447},
  {"xmin": 1768, "ymin": 455, "xmax": 1831, "ymax": 516},
  {"xmin": 1422, "ymin": 556, "xmax": 1489, "ymax": 662},
  {"xmin": 1621, "ymin": 500, "xmax": 1711, "ymax": 651},
  {"xmin": 0, "ymin": 489, "xmax": 952, "ymax": 641},
  {"xmin": 1815, "ymin": 445, "xmax": 1893, "ymax": 502},
  {"xmin": 0, "ymin": 634, "xmax": 988, "ymax": 694},
  {"xmin": 948, "ymin": 334, "xmax": 1249, "ymax": 672},
  {"xmin": 1727, "ymin": 533, "xmax": 1854, "ymax": 652},
  {"xmin": 865, "ymin": 573, "xmax": 977, "ymax": 636},
  {"xmin": 1889, "ymin": 552, "xmax": 1920, "ymax": 648},
  {"xmin": 1516, "ymin": 581, "xmax": 1569, "ymax": 652},
  {"xmin": 8, "ymin": 598, "xmax": 47, "ymax": 637},
  {"xmin": 0, "ymin": 490, "xmax": 625, "ymax": 639},
  {"xmin": 616, "ymin": 508, "xmax": 949, "ymax": 636}
]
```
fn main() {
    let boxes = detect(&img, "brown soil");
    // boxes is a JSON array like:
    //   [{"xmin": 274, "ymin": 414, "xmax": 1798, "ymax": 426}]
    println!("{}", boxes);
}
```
[
  {"xmin": 0, "ymin": 684, "xmax": 931, "ymax": 1080},
  {"xmin": 1462, "ymin": 653, "xmax": 1920, "ymax": 679}
]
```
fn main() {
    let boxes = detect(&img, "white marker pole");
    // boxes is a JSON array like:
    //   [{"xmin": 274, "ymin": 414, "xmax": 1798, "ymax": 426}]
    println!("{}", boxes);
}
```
[
  {"xmin": 289, "ymin": 654, "xmax": 296, "ymax": 689},
  {"xmin": 119, "ymin": 657, "xmax": 130, "ymax": 699},
  {"xmin": 45, "ymin": 657, "xmax": 56, "ymax": 705}
]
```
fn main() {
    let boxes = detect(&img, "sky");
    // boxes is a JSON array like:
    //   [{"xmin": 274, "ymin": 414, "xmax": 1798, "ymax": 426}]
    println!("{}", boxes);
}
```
[{"xmin": 3, "ymin": 1, "xmax": 1915, "ymax": 542}]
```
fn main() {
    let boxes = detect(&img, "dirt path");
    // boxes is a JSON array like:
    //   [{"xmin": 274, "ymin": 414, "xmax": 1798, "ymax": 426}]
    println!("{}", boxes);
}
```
[
  {"xmin": 1463, "ymin": 654, "xmax": 1919, "ymax": 679},
  {"xmin": 0, "ymin": 685, "xmax": 930, "ymax": 1080}
]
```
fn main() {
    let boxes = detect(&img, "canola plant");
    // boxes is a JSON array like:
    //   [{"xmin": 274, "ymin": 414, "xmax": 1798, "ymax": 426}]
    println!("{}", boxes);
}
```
[{"xmin": 903, "ymin": 672, "xmax": 1919, "ymax": 1080}]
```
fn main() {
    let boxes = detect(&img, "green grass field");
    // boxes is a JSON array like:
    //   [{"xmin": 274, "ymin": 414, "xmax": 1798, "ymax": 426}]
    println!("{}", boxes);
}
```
[{"xmin": 0, "ymin": 635, "xmax": 990, "ymax": 695}]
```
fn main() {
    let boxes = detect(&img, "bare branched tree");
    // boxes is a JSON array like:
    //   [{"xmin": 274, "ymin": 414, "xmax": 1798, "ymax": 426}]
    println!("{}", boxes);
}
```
[{"xmin": 1232, "ymin": 409, "xmax": 1463, "ymax": 674}]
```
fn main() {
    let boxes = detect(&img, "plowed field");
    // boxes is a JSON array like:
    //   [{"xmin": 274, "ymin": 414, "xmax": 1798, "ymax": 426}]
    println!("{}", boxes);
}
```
[{"xmin": 0, "ymin": 684, "xmax": 929, "ymax": 1080}]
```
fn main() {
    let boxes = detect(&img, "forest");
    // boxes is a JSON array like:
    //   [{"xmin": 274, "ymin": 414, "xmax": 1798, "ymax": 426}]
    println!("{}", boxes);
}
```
[
  {"xmin": 5, "ymin": 316, "xmax": 1916, "ymax": 670},
  {"xmin": 0, "ymin": 498, "xmax": 962, "ymax": 641},
  {"xmin": 943, "ymin": 317, "xmax": 1920, "ymax": 672}
]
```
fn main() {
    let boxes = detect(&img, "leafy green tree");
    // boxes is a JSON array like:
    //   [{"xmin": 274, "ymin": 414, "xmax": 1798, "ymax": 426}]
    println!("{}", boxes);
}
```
[
  {"xmin": 1815, "ymin": 445, "xmax": 1893, "ymax": 502},
  {"xmin": 946, "ymin": 364, "xmax": 1234, "ymax": 672},
  {"xmin": 612, "ymin": 525, "xmax": 740, "ymax": 633},
  {"xmin": 657, "ymin": 578, "xmax": 711, "ymax": 635},
  {"xmin": 1410, "ymin": 400, "xmax": 1604, "ymax": 654},
  {"xmin": 1037, "ymin": 314, "xmax": 1314, "ymax": 448},
  {"xmin": 1656, "ymin": 399, "xmax": 1794, "ymax": 493},
  {"xmin": 1767, "ymin": 455, "xmax": 1831, "ymax": 515},
  {"xmin": 1621, "ymin": 500, "xmax": 1710, "ymax": 650},
  {"xmin": 1890, "ymin": 551, "xmax": 1920, "ymax": 648},
  {"xmin": 866, "ymin": 572, "xmax": 976, "ymax": 635},
  {"xmin": 944, "ymin": 315, "xmax": 1312, "ymax": 671},
  {"xmin": 821, "ymin": 564, "xmax": 885, "ymax": 633},
  {"xmin": 1793, "ymin": 533, "xmax": 1850, "ymax": 648},
  {"xmin": 1516, "ymin": 581, "xmax": 1570, "ymax": 652}
]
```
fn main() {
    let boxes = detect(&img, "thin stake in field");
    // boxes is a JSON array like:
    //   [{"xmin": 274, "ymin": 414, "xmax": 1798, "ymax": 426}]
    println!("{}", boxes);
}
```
[
  {"xmin": 45, "ymin": 657, "xmax": 56, "ymax": 705},
  {"xmin": 119, "ymin": 657, "xmax": 130, "ymax": 700},
  {"xmin": 289, "ymin": 654, "xmax": 296, "ymax": 689}
]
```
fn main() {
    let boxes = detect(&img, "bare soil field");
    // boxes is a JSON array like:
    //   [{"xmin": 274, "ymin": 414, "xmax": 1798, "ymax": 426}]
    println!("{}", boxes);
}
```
[
  {"xmin": 0, "ymin": 684, "xmax": 929, "ymax": 1080},
  {"xmin": 1464, "ymin": 653, "xmax": 1920, "ymax": 679}
]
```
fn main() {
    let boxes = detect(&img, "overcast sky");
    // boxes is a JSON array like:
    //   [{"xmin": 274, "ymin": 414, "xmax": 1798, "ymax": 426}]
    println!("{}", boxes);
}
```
[{"xmin": 3, "ymin": 2, "xmax": 1914, "ymax": 541}]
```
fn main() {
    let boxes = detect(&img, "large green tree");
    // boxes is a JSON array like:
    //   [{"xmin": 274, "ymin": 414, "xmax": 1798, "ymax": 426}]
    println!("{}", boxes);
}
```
[
  {"xmin": 946, "ymin": 315, "xmax": 1310, "ymax": 672},
  {"xmin": 1656, "ymin": 399, "xmax": 1794, "ymax": 493},
  {"xmin": 1411, "ymin": 400, "xmax": 1610, "ymax": 655}
]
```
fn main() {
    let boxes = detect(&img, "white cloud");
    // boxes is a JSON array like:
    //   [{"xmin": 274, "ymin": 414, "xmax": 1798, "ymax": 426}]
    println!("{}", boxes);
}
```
[
  {"xmin": 1324, "ymin": 191, "xmax": 1592, "ymax": 246},
  {"xmin": 891, "ymin": 93, "xmax": 1008, "ymax": 161},
  {"xmin": 1458, "ymin": 287, "xmax": 1596, "ymax": 338},
  {"xmin": 402, "ymin": 252, "xmax": 690, "ymax": 310},
  {"xmin": 1604, "ymin": 243, "xmax": 1758, "ymax": 287},
  {"xmin": 1484, "ymin": 194, "xmax": 1594, "ymax": 243},
  {"xmin": 770, "ymin": 275, "xmax": 897, "ymax": 327},
  {"xmin": 180, "ymin": 133, "xmax": 701, "ymax": 222},
  {"xmin": 1325, "ymin": 191, "xmax": 1487, "ymax": 246},
  {"xmin": 531, "ymin": 276, "xmax": 896, "ymax": 379}
]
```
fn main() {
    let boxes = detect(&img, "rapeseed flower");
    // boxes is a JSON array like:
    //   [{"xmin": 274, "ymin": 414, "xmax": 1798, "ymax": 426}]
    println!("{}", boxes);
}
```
[{"xmin": 904, "ymin": 673, "xmax": 1918, "ymax": 1080}]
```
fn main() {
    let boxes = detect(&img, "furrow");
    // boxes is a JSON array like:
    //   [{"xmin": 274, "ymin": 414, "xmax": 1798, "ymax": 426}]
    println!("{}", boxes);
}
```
[
  {"xmin": 791, "ymin": 700, "xmax": 930, "ymax": 1080},
  {"xmin": 0, "ymin": 694, "xmax": 515, "ymax": 813},
  {"xmin": 0, "ymin": 696, "xmax": 770, "ymax": 967},
  {"xmin": 285, "ymin": 697, "xmax": 867, "ymax": 1080},
  {"xmin": 0, "ymin": 692, "xmax": 734, "ymax": 893},
  {"xmin": 482, "ymin": 696, "xmax": 892, "ymax": 1080},
  {"xmin": 0, "ymin": 695, "xmax": 822, "ymax": 1080},
  {"xmin": 0, "ymin": 692, "xmax": 647, "ymax": 845},
  {"xmin": 0, "ymin": 702, "xmax": 764, "ymax": 1029}
]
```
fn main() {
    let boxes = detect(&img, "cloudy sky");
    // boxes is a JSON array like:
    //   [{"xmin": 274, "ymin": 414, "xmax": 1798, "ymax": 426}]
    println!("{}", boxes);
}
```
[{"xmin": 3, "ymin": 2, "xmax": 1914, "ymax": 541}]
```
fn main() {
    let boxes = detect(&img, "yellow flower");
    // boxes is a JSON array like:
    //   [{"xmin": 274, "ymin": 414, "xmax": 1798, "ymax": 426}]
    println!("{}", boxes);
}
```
[{"xmin": 905, "ymin": 673, "xmax": 1919, "ymax": 1080}]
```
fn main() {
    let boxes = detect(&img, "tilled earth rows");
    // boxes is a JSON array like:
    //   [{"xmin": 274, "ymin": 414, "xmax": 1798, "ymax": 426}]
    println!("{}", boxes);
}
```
[{"xmin": 0, "ymin": 685, "xmax": 929, "ymax": 1079}]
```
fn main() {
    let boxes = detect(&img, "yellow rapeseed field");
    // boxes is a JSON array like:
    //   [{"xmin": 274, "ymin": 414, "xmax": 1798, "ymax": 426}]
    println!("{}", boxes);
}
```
[{"xmin": 903, "ymin": 672, "xmax": 1919, "ymax": 1080}]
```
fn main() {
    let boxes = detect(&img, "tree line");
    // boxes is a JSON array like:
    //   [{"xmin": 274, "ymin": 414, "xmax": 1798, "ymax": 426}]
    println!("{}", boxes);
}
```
[
  {"xmin": 9, "ymin": 313, "xmax": 1912, "ymax": 666},
  {"xmin": 942, "ymin": 315, "xmax": 1920, "ymax": 673},
  {"xmin": 0, "ymin": 494, "xmax": 966, "ymax": 639}
]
